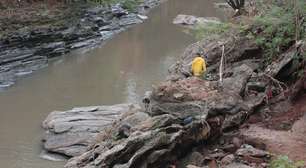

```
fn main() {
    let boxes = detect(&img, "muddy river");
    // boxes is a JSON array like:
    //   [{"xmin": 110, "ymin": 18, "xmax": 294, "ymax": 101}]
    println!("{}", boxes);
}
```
[{"xmin": 0, "ymin": 0, "xmax": 223, "ymax": 167}]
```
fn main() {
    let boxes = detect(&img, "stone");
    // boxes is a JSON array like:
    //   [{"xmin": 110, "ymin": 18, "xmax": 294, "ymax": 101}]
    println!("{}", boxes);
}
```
[
  {"xmin": 69, "ymin": 39, "xmax": 96, "ymax": 49},
  {"xmin": 232, "ymin": 137, "xmax": 243, "ymax": 149},
  {"xmin": 186, "ymin": 165, "xmax": 207, "ymax": 168},
  {"xmin": 236, "ymin": 144, "xmax": 269, "ymax": 158},
  {"xmin": 42, "ymin": 104, "xmax": 140, "ymax": 157},
  {"xmin": 223, "ymin": 64, "xmax": 254, "ymax": 96},
  {"xmin": 222, "ymin": 111, "xmax": 248, "ymax": 132},
  {"xmin": 121, "ymin": 111, "xmax": 150, "ymax": 127},
  {"xmin": 168, "ymin": 35, "xmax": 260, "ymax": 80},
  {"xmin": 150, "ymin": 101, "xmax": 208, "ymax": 119},
  {"xmin": 265, "ymin": 46, "xmax": 298, "ymax": 77},
  {"xmin": 65, "ymin": 115, "xmax": 211, "ymax": 168},
  {"xmin": 118, "ymin": 14, "xmax": 143, "ymax": 26},
  {"xmin": 214, "ymin": 3, "xmax": 231, "ymax": 9},
  {"xmin": 180, "ymin": 151, "xmax": 204, "ymax": 167},
  {"xmin": 137, "ymin": 14, "xmax": 148, "ymax": 20},
  {"xmin": 221, "ymin": 154, "xmax": 235, "ymax": 165},
  {"xmin": 173, "ymin": 14, "xmax": 220, "ymax": 26},
  {"xmin": 151, "ymin": 77, "xmax": 217, "ymax": 103},
  {"xmin": 204, "ymin": 91, "xmax": 249, "ymax": 117},
  {"xmin": 224, "ymin": 163, "xmax": 252, "ymax": 168},
  {"xmin": 111, "ymin": 4, "xmax": 129, "ymax": 17},
  {"xmin": 39, "ymin": 150, "xmax": 68, "ymax": 162},
  {"xmin": 100, "ymin": 31, "xmax": 114, "ymax": 40},
  {"xmin": 246, "ymin": 82, "xmax": 267, "ymax": 93}
]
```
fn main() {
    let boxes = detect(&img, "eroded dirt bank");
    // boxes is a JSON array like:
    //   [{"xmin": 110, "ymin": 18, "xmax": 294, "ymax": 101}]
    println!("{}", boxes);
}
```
[{"xmin": 241, "ymin": 93, "xmax": 306, "ymax": 162}]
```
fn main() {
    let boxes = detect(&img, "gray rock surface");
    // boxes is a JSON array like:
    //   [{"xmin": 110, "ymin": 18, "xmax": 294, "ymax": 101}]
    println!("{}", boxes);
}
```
[
  {"xmin": 173, "ymin": 14, "xmax": 220, "ymax": 26},
  {"xmin": 264, "ymin": 45, "xmax": 298, "ymax": 77},
  {"xmin": 223, "ymin": 64, "xmax": 254, "ymax": 95},
  {"xmin": 61, "ymin": 72, "xmax": 267, "ymax": 167},
  {"xmin": 40, "ymin": 32, "xmax": 275, "ymax": 168},
  {"xmin": 224, "ymin": 163, "xmax": 252, "ymax": 168},
  {"xmin": 168, "ymin": 35, "xmax": 261, "ymax": 80},
  {"xmin": 236, "ymin": 144, "xmax": 269, "ymax": 158},
  {"xmin": 42, "ymin": 104, "xmax": 140, "ymax": 157}
]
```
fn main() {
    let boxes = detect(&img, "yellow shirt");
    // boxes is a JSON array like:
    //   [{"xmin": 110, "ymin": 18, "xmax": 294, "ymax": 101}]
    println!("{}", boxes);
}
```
[{"xmin": 191, "ymin": 57, "xmax": 206, "ymax": 77}]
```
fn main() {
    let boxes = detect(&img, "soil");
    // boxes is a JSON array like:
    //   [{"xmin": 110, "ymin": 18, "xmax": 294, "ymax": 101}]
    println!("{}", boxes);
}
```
[
  {"xmin": 241, "ymin": 93, "xmax": 306, "ymax": 162},
  {"xmin": 246, "ymin": 93, "xmax": 306, "ymax": 131}
]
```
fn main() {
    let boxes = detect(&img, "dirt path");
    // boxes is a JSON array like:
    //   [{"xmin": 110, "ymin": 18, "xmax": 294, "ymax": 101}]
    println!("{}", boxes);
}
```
[{"xmin": 241, "ymin": 94, "xmax": 306, "ymax": 162}]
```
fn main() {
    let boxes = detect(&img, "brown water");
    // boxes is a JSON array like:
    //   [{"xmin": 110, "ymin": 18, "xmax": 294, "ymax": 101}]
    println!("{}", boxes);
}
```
[{"xmin": 0, "ymin": 0, "xmax": 222, "ymax": 167}]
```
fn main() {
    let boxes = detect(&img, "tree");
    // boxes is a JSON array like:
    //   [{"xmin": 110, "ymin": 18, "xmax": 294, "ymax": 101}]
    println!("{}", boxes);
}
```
[{"xmin": 225, "ymin": 0, "xmax": 246, "ymax": 16}]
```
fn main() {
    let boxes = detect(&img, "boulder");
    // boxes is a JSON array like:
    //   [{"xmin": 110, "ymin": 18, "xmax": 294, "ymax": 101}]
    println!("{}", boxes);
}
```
[
  {"xmin": 224, "ymin": 163, "xmax": 252, "ymax": 168},
  {"xmin": 173, "ymin": 14, "xmax": 220, "ymax": 26},
  {"xmin": 264, "ymin": 45, "xmax": 297, "ymax": 77},
  {"xmin": 118, "ymin": 14, "xmax": 143, "ymax": 26},
  {"xmin": 179, "ymin": 151, "xmax": 204, "ymax": 167},
  {"xmin": 236, "ymin": 144, "xmax": 269, "ymax": 158},
  {"xmin": 150, "ymin": 101, "xmax": 208, "ymax": 119},
  {"xmin": 42, "ymin": 104, "xmax": 140, "ymax": 157},
  {"xmin": 169, "ymin": 35, "xmax": 260, "ymax": 79},
  {"xmin": 220, "ymin": 154, "xmax": 235, "ymax": 165},
  {"xmin": 151, "ymin": 77, "xmax": 218, "ymax": 103},
  {"xmin": 111, "ymin": 4, "xmax": 129, "ymax": 17},
  {"xmin": 223, "ymin": 64, "xmax": 254, "ymax": 95},
  {"xmin": 65, "ymin": 116, "xmax": 211, "ymax": 168},
  {"xmin": 246, "ymin": 82, "xmax": 267, "ymax": 93}
]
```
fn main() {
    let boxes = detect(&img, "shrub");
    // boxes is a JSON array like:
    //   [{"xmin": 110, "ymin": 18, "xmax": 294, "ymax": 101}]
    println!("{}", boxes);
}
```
[
  {"xmin": 188, "ymin": 22, "xmax": 237, "ymax": 40},
  {"xmin": 248, "ymin": 0, "xmax": 306, "ymax": 65},
  {"xmin": 269, "ymin": 155, "xmax": 304, "ymax": 168}
]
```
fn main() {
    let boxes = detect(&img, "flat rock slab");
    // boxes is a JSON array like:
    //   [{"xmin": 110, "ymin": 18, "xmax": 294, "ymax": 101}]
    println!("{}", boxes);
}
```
[
  {"xmin": 42, "ymin": 103, "xmax": 140, "ymax": 157},
  {"xmin": 173, "ymin": 14, "xmax": 220, "ymax": 26}
]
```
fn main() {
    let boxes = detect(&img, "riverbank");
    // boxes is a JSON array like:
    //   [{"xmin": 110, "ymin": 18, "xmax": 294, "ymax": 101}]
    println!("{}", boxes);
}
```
[
  {"xmin": 40, "ymin": 1, "xmax": 306, "ymax": 168},
  {"xmin": 0, "ymin": 0, "xmax": 161, "ymax": 88}
]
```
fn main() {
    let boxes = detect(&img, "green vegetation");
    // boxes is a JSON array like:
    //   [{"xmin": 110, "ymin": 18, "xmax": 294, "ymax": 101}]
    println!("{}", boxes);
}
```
[
  {"xmin": 189, "ymin": 21, "xmax": 249, "ymax": 40},
  {"xmin": 0, "ymin": 0, "xmax": 143, "ymax": 12},
  {"xmin": 121, "ymin": 0, "xmax": 142, "ymax": 12},
  {"xmin": 269, "ymin": 155, "xmax": 304, "ymax": 168},
  {"xmin": 190, "ymin": 22, "xmax": 232, "ymax": 40},
  {"xmin": 88, "ymin": 0, "xmax": 143, "ymax": 12},
  {"xmin": 189, "ymin": 0, "xmax": 306, "ymax": 65},
  {"xmin": 248, "ymin": 0, "xmax": 306, "ymax": 65}
]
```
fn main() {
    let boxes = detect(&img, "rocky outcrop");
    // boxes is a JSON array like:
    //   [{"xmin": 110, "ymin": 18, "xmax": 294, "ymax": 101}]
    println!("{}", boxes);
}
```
[
  {"xmin": 0, "ymin": 0, "xmax": 161, "ymax": 88},
  {"xmin": 41, "ymin": 31, "xmax": 299, "ymax": 167},
  {"xmin": 60, "ymin": 71, "xmax": 267, "ymax": 167},
  {"xmin": 173, "ymin": 14, "xmax": 220, "ymax": 27},
  {"xmin": 42, "ymin": 104, "xmax": 140, "ymax": 157},
  {"xmin": 40, "ymin": 33, "xmax": 276, "ymax": 167},
  {"xmin": 168, "ymin": 35, "xmax": 261, "ymax": 80}
]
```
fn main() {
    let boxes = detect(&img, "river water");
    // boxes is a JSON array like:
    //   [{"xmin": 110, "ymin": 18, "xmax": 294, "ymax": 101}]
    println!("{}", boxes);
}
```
[{"xmin": 0, "ymin": 0, "xmax": 223, "ymax": 167}]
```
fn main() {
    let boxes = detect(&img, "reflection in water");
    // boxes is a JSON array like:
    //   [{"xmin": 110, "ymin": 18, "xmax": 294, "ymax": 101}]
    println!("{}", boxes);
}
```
[
  {"xmin": 0, "ymin": 0, "xmax": 223, "ymax": 167},
  {"xmin": 125, "ymin": 74, "xmax": 139, "ymax": 104}
]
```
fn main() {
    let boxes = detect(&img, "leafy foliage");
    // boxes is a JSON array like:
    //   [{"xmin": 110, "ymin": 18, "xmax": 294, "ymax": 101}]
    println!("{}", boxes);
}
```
[
  {"xmin": 248, "ymin": 0, "xmax": 306, "ymax": 65},
  {"xmin": 269, "ymin": 155, "xmax": 304, "ymax": 168},
  {"xmin": 88, "ymin": 0, "xmax": 142, "ymax": 11},
  {"xmin": 188, "ymin": 20, "xmax": 250, "ymax": 40},
  {"xmin": 191, "ymin": 22, "xmax": 231, "ymax": 40},
  {"xmin": 121, "ymin": 0, "xmax": 142, "ymax": 12}
]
